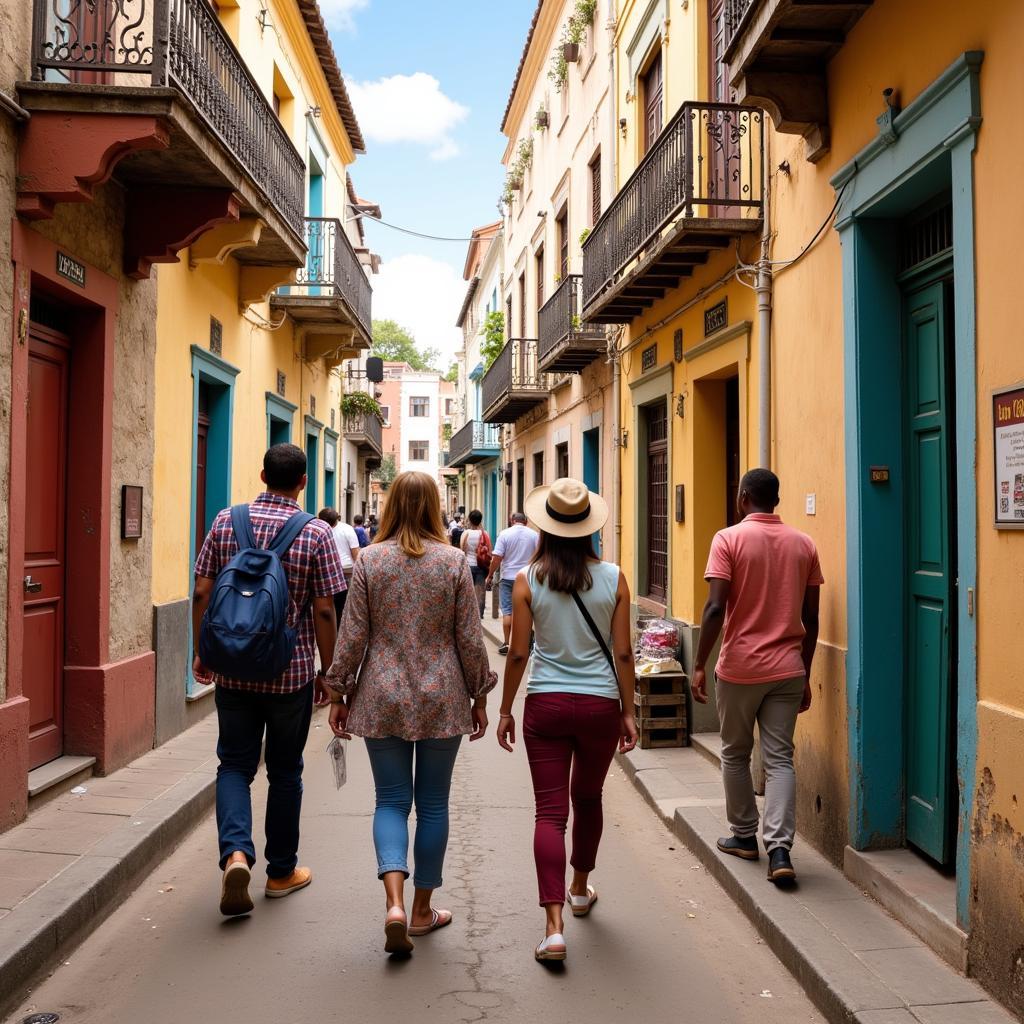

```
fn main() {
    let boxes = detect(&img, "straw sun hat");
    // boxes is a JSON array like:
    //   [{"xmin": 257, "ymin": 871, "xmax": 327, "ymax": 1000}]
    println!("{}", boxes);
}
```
[{"xmin": 524, "ymin": 478, "xmax": 608, "ymax": 539}]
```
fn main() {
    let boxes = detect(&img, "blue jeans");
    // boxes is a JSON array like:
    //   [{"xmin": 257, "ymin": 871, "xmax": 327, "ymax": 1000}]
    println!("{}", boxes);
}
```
[
  {"xmin": 364, "ymin": 736, "xmax": 463, "ymax": 889},
  {"xmin": 215, "ymin": 683, "xmax": 313, "ymax": 878},
  {"xmin": 499, "ymin": 578, "xmax": 515, "ymax": 616}
]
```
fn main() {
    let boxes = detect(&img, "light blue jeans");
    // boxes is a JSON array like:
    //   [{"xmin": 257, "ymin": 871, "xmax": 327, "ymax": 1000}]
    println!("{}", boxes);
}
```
[{"xmin": 364, "ymin": 736, "xmax": 463, "ymax": 890}]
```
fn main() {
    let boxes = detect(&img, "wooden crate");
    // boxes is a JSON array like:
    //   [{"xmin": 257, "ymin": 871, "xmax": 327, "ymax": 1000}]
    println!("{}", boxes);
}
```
[
  {"xmin": 635, "ymin": 690, "xmax": 685, "ymax": 708},
  {"xmin": 635, "ymin": 673, "xmax": 686, "ymax": 698},
  {"xmin": 639, "ymin": 724, "xmax": 687, "ymax": 749}
]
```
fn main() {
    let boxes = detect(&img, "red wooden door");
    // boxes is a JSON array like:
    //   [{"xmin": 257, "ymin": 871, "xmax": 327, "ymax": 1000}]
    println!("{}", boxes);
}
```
[{"xmin": 24, "ymin": 327, "xmax": 70, "ymax": 768}]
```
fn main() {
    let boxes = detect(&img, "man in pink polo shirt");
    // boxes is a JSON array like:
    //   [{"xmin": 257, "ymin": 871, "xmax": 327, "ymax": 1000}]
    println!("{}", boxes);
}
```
[{"xmin": 691, "ymin": 468, "xmax": 823, "ymax": 884}]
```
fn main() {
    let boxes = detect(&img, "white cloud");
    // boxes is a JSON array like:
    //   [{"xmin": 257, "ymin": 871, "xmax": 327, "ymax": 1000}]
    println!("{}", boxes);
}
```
[
  {"xmin": 347, "ymin": 73, "xmax": 469, "ymax": 161},
  {"xmin": 317, "ymin": 0, "xmax": 368, "ymax": 32},
  {"xmin": 371, "ymin": 254, "xmax": 466, "ymax": 368}
]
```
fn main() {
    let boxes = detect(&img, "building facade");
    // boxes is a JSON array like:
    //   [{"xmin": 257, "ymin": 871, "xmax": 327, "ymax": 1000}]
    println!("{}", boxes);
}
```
[
  {"xmin": 596, "ymin": 0, "xmax": 1024, "ymax": 1012},
  {"xmin": 451, "ymin": 222, "xmax": 504, "ymax": 539},
  {"xmin": 0, "ymin": 0, "xmax": 376, "ymax": 828},
  {"xmin": 482, "ymin": 0, "xmax": 617, "ymax": 556}
]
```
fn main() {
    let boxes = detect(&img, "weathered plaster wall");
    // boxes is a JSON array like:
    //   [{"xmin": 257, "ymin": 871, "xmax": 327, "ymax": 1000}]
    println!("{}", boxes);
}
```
[
  {"xmin": 29, "ymin": 185, "xmax": 158, "ymax": 666},
  {"xmin": 0, "ymin": 0, "xmax": 33, "ymax": 704}
]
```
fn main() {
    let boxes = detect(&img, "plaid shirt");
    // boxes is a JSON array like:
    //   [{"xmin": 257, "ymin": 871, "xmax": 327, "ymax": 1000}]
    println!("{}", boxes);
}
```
[{"xmin": 194, "ymin": 493, "xmax": 345, "ymax": 694}]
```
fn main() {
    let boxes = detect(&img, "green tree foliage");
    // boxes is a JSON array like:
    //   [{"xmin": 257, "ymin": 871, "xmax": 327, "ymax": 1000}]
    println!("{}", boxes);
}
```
[
  {"xmin": 371, "ymin": 319, "xmax": 440, "ymax": 372},
  {"xmin": 372, "ymin": 453, "xmax": 397, "ymax": 491},
  {"xmin": 480, "ymin": 311, "xmax": 506, "ymax": 369},
  {"xmin": 444, "ymin": 363, "xmax": 459, "ymax": 383}
]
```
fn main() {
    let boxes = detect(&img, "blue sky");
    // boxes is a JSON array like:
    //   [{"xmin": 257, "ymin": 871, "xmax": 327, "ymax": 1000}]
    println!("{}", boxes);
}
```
[{"xmin": 322, "ymin": 0, "xmax": 538, "ymax": 367}]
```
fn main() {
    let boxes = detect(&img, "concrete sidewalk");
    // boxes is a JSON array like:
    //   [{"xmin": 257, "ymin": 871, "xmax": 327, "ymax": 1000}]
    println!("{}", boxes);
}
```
[
  {"xmin": 0, "ymin": 715, "xmax": 219, "ymax": 1018},
  {"xmin": 618, "ymin": 742, "xmax": 1017, "ymax": 1024}
]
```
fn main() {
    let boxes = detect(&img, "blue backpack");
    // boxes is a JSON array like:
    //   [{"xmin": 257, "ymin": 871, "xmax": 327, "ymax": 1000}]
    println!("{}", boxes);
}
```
[{"xmin": 199, "ymin": 505, "xmax": 314, "ymax": 682}]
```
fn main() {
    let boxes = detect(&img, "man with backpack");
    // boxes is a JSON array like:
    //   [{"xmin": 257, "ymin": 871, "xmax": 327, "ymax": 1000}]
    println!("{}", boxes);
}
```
[
  {"xmin": 459, "ymin": 508, "xmax": 491, "ymax": 617},
  {"xmin": 192, "ymin": 443, "xmax": 345, "ymax": 917}
]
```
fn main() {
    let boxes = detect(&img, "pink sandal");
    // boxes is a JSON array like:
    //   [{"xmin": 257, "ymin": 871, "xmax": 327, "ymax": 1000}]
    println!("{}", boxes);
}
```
[{"xmin": 408, "ymin": 908, "xmax": 453, "ymax": 936}]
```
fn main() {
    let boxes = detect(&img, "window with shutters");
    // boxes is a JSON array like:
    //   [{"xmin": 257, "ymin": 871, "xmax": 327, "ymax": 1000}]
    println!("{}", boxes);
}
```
[
  {"xmin": 589, "ymin": 151, "xmax": 601, "ymax": 226},
  {"xmin": 535, "ymin": 246, "xmax": 545, "ymax": 312},
  {"xmin": 409, "ymin": 441, "xmax": 429, "ymax": 461},
  {"xmin": 643, "ymin": 400, "xmax": 669, "ymax": 601},
  {"xmin": 518, "ymin": 272, "xmax": 527, "ymax": 336},
  {"xmin": 556, "ymin": 207, "xmax": 569, "ymax": 280},
  {"xmin": 506, "ymin": 296, "xmax": 513, "ymax": 340},
  {"xmin": 409, "ymin": 397, "xmax": 429, "ymax": 417},
  {"xmin": 533, "ymin": 451, "xmax": 544, "ymax": 486},
  {"xmin": 556, "ymin": 442, "xmax": 569, "ymax": 479},
  {"xmin": 643, "ymin": 52, "xmax": 663, "ymax": 154}
]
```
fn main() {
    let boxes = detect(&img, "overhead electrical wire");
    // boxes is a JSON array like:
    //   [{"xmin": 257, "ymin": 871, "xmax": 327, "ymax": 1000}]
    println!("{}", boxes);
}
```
[{"xmin": 349, "ymin": 211, "xmax": 482, "ymax": 243}]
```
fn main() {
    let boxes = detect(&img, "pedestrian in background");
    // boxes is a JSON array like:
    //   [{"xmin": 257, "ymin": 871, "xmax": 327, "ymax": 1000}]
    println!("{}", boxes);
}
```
[
  {"xmin": 353, "ymin": 513, "xmax": 370, "ymax": 548},
  {"xmin": 691, "ymin": 468, "xmax": 823, "ymax": 884},
  {"xmin": 325, "ymin": 471, "xmax": 496, "ymax": 956},
  {"xmin": 459, "ymin": 509, "xmax": 491, "ymax": 617},
  {"xmin": 193, "ymin": 444, "xmax": 343, "ymax": 917},
  {"xmin": 496, "ymin": 479, "xmax": 638, "ymax": 963},
  {"xmin": 324, "ymin": 509, "xmax": 359, "ymax": 625},
  {"xmin": 485, "ymin": 511, "xmax": 538, "ymax": 655},
  {"xmin": 448, "ymin": 512, "xmax": 464, "ymax": 548},
  {"xmin": 368, "ymin": 513, "xmax": 379, "ymax": 541}
]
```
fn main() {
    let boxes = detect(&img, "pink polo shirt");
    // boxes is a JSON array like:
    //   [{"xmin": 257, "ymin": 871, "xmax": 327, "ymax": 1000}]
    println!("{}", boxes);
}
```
[{"xmin": 705, "ymin": 513, "xmax": 824, "ymax": 684}]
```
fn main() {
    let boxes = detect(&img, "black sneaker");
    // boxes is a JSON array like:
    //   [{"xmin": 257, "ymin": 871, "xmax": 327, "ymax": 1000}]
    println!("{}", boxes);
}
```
[
  {"xmin": 767, "ymin": 847, "xmax": 797, "ymax": 884},
  {"xmin": 498, "ymin": 644, "xmax": 509, "ymax": 656},
  {"xmin": 716, "ymin": 836, "xmax": 759, "ymax": 860}
]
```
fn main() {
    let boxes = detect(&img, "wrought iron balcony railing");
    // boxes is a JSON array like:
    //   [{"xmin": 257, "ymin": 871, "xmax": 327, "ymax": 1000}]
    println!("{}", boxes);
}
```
[
  {"xmin": 481, "ymin": 339, "xmax": 550, "ymax": 424},
  {"xmin": 343, "ymin": 409, "xmax": 383, "ymax": 457},
  {"xmin": 538, "ymin": 274, "xmax": 606, "ymax": 373},
  {"xmin": 724, "ymin": 0, "xmax": 756, "ymax": 50},
  {"xmin": 582, "ymin": 101, "xmax": 764, "ymax": 313},
  {"xmin": 448, "ymin": 420, "xmax": 501, "ymax": 468},
  {"xmin": 289, "ymin": 218, "xmax": 373, "ymax": 339},
  {"xmin": 31, "ymin": 0, "xmax": 305, "ymax": 237}
]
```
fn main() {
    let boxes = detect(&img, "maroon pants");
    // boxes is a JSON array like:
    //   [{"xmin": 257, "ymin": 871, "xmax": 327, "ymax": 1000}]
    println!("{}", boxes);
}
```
[{"xmin": 523, "ymin": 692, "xmax": 621, "ymax": 906}]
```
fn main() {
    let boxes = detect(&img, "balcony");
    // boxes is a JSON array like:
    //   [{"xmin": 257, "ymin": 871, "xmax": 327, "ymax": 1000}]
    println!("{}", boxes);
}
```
[
  {"xmin": 481, "ymin": 339, "xmax": 550, "ymax": 424},
  {"xmin": 723, "ymin": 0, "xmax": 873, "ymax": 161},
  {"xmin": 448, "ymin": 420, "xmax": 502, "ymax": 468},
  {"xmin": 343, "ymin": 410, "xmax": 383, "ymax": 458},
  {"xmin": 582, "ymin": 101, "xmax": 764, "ymax": 324},
  {"xmin": 21, "ymin": 0, "xmax": 306, "ymax": 278},
  {"xmin": 538, "ymin": 275, "xmax": 607, "ymax": 374},
  {"xmin": 271, "ymin": 219, "xmax": 373, "ymax": 351}
]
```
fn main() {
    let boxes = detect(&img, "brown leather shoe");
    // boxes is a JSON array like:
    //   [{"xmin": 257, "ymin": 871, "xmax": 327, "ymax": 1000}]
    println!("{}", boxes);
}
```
[
  {"xmin": 220, "ymin": 860, "xmax": 254, "ymax": 916},
  {"xmin": 265, "ymin": 866, "xmax": 312, "ymax": 899}
]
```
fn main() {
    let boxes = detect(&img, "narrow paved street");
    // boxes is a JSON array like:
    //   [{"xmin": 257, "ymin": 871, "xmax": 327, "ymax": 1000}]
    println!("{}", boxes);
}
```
[{"xmin": 9, "ymin": 638, "xmax": 822, "ymax": 1024}]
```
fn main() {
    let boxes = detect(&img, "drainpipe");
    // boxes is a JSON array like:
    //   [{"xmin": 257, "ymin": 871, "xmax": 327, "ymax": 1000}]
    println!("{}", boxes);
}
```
[
  {"xmin": 756, "ymin": 132, "xmax": 772, "ymax": 469},
  {"xmin": 607, "ymin": 11, "xmax": 622, "ymax": 564}
]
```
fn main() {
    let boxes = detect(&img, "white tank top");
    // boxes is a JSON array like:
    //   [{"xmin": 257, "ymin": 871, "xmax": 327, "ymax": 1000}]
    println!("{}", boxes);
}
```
[{"xmin": 463, "ymin": 529, "xmax": 483, "ymax": 567}]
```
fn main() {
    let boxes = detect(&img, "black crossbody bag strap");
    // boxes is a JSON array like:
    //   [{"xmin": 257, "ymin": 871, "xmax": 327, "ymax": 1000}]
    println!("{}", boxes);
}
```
[{"xmin": 570, "ymin": 591, "xmax": 618, "ymax": 682}]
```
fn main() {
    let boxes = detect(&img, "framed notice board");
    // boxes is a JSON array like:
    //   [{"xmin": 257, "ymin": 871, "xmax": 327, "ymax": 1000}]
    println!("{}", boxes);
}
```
[
  {"xmin": 121, "ymin": 485, "xmax": 143, "ymax": 540},
  {"xmin": 993, "ymin": 384, "xmax": 1024, "ymax": 529}
]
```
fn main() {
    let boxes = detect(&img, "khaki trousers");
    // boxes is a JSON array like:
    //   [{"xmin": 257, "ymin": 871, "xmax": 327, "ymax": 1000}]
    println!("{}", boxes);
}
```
[{"xmin": 715, "ymin": 675, "xmax": 804, "ymax": 852}]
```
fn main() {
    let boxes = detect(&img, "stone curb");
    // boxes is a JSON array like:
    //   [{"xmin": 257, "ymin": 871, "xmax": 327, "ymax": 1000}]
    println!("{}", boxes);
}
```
[
  {"xmin": 0, "ymin": 768, "xmax": 215, "ymax": 1019},
  {"xmin": 615, "ymin": 750, "xmax": 1016, "ymax": 1024}
]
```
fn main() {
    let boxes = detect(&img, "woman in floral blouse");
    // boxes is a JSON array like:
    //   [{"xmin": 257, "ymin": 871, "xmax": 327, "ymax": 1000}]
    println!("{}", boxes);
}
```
[{"xmin": 325, "ymin": 471, "xmax": 496, "ymax": 956}]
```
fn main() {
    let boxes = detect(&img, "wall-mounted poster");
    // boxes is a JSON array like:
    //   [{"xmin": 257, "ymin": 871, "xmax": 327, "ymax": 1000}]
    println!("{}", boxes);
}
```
[{"xmin": 993, "ymin": 384, "xmax": 1024, "ymax": 529}]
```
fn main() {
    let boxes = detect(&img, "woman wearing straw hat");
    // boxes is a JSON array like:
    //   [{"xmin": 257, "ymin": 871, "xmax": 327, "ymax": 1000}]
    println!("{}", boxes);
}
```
[{"xmin": 496, "ymin": 478, "xmax": 638, "ymax": 963}]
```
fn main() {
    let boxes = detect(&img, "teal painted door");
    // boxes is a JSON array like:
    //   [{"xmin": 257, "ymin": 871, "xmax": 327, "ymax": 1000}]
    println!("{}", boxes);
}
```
[
  {"xmin": 305, "ymin": 433, "xmax": 319, "ymax": 514},
  {"xmin": 583, "ymin": 427, "xmax": 601, "ymax": 554},
  {"xmin": 904, "ymin": 279, "xmax": 956, "ymax": 864}
]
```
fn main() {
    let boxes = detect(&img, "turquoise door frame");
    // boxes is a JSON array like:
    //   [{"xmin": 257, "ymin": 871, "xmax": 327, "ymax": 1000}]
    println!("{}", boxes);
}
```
[
  {"xmin": 266, "ymin": 391, "xmax": 297, "ymax": 447},
  {"xmin": 583, "ymin": 427, "xmax": 601, "ymax": 554},
  {"xmin": 832, "ymin": 52, "xmax": 981, "ymax": 924},
  {"xmin": 188, "ymin": 346, "xmax": 239, "ymax": 694},
  {"xmin": 324, "ymin": 428, "xmax": 339, "ymax": 510},
  {"xmin": 304, "ymin": 415, "xmax": 323, "ymax": 514}
]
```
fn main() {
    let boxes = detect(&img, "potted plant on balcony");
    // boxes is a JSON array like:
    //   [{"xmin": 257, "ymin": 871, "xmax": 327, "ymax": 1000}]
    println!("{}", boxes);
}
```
[
  {"xmin": 575, "ymin": 0, "xmax": 597, "ymax": 27},
  {"xmin": 480, "ymin": 310, "xmax": 505, "ymax": 369},
  {"xmin": 579, "ymin": 226, "xmax": 591, "ymax": 246},
  {"xmin": 535, "ymin": 104, "xmax": 549, "ymax": 130},
  {"xmin": 548, "ymin": 46, "xmax": 569, "ymax": 92},
  {"xmin": 341, "ymin": 391, "xmax": 383, "ymax": 420}
]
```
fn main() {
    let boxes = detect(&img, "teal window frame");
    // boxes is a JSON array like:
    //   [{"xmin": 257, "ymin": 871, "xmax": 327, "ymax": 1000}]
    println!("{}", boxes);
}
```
[
  {"xmin": 304, "ymin": 415, "xmax": 324, "ymax": 514},
  {"xmin": 266, "ymin": 391, "xmax": 297, "ymax": 447},
  {"xmin": 324, "ymin": 428, "xmax": 339, "ymax": 510},
  {"xmin": 188, "ymin": 345, "xmax": 240, "ymax": 696}
]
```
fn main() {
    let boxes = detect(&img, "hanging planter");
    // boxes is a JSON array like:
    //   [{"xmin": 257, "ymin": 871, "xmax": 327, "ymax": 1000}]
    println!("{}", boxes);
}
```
[
  {"xmin": 509, "ymin": 175, "xmax": 523, "ymax": 191},
  {"xmin": 563, "ymin": 42, "xmax": 580, "ymax": 63},
  {"xmin": 535, "ymin": 107, "xmax": 549, "ymax": 130}
]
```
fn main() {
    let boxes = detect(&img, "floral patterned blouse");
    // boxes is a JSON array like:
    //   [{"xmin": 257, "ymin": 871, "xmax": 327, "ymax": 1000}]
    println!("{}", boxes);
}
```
[{"xmin": 325, "ymin": 539, "xmax": 497, "ymax": 740}]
